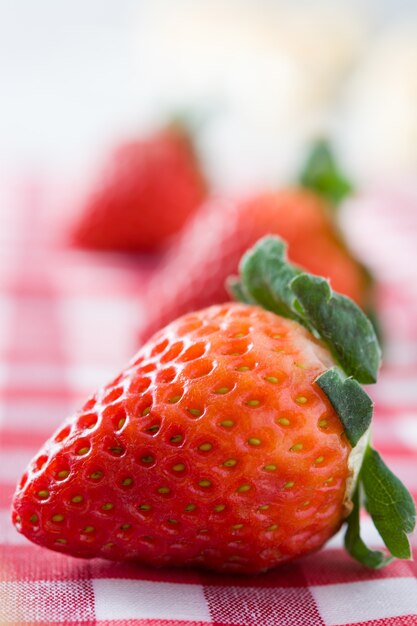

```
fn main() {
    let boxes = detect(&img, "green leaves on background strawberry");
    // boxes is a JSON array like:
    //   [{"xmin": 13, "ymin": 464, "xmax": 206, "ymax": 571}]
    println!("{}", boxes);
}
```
[
  {"xmin": 298, "ymin": 139, "xmax": 353, "ymax": 208},
  {"xmin": 231, "ymin": 236, "xmax": 415, "ymax": 568},
  {"xmin": 298, "ymin": 140, "xmax": 382, "ymax": 342}
]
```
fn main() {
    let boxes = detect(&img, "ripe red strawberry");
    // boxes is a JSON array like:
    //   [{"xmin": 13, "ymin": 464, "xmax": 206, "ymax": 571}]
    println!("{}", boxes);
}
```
[
  {"xmin": 12, "ymin": 237, "xmax": 413, "ymax": 573},
  {"xmin": 72, "ymin": 124, "xmax": 207, "ymax": 252},
  {"xmin": 138, "ymin": 189, "xmax": 372, "ymax": 343},
  {"xmin": 12, "ymin": 304, "xmax": 348, "ymax": 572}
]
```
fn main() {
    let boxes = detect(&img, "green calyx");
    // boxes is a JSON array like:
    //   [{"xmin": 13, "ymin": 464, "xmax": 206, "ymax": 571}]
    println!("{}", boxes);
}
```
[
  {"xmin": 345, "ymin": 447, "xmax": 416, "ymax": 567},
  {"xmin": 316, "ymin": 368, "xmax": 372, "ymax": 447},
  {"xmin": 229, "ymin": 236, "xmax": 380, "ymax": 383},
  {"xmin": 298, "ymin": 139, "xmax": 353, "ymax": 207},
  {"xmin": 230, "ymin": 235, "xmax": 416, "ymax": 568}
]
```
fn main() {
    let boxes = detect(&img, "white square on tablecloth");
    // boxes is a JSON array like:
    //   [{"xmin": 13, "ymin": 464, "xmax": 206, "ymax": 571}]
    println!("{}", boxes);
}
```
[
  {"xmin": 93, "ymin": 578, "xmax": 212, "ymax": 621},
  {"xmin": 311, "ymin": 577, "xmax": 417, "ymax": 625},
  {"xmin": 0, "ymin": 580, "xmax": 95, "ymax": 623}
]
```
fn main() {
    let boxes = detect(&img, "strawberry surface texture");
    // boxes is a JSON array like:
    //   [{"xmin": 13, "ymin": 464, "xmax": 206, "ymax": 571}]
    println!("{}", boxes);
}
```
[
  {"xmin": 72, "ymin": 124, "xmax": 207, "ymax": 252},
  {"xmin": 139, "ymin": 190, "xmax": 371, "ymax": 343},
  {"xmin": 12, "ymin": 304, "xmax": 351, "ymax": 574},
  {"xmin": 12, "ymin": 236, "xmax": 414, "ymax": 573}
]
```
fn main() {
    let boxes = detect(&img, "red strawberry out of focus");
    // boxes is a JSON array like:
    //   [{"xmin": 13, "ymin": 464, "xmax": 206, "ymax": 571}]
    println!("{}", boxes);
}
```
[
  {"xmin": 12, "ymin": 303, "xmax": 351, "ymax": 574},
  {"xmin": 138, "ymin": 190, "xmax": 371, "ymax": 343},
  {"xmin": 72, "ymin": 124, "xmax": 207, "ymax": 252}
]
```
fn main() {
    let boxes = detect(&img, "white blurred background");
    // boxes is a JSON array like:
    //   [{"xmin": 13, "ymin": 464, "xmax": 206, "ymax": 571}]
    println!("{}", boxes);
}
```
[{"xmin": 1, "ymin": 0, "xmax": 417, "ymax": 192}]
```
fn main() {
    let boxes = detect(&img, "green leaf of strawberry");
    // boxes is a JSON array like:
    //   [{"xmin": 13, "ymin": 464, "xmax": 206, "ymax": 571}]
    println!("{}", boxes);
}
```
[
  {"xmin": 298, "ymin": 139, "xmax": 353, "ymax": 207},
  {"xmin": 233, "ymin": 236, "xmax": 381, "ymax": 383},
  {"xmin": 230, "ymin": 237, "xmax": 301, "ymax": 320},
  {"xmin": 315, "ymin": 368, "xmax": 373, "ymax": 447},
  {"xmin": 291, "ymin": 274, "xmax": 380, "ymax": 384},
  {"xmin": 227, "ymin": 276, "xmax": 255, "ymax": 306},
  {"xmin": 345, "ymin": 486, "xmax": 394, "ymax": 569},
  {"xmin": 361, "ymin": 447, "xmax": 416, "ymax": 560}
]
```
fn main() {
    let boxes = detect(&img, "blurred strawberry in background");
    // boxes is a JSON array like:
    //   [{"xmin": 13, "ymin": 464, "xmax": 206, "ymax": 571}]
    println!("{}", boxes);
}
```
[
  {"xmin": 138, "ymin": 141, "xmax": 374, "ymax": 344},
  {"xmin": 71, "ymin": 122, "xmax": 207, "ymax": 252}
]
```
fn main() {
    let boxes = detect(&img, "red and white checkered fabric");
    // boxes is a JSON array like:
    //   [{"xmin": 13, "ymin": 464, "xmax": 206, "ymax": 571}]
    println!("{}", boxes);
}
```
[{"xmin": 1, "ymin": 180, "xmax": 417, "ymax": 626}]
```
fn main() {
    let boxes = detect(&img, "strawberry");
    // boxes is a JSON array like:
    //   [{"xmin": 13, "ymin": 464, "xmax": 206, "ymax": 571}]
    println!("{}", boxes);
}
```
[
  {"xmin": 12, "ymin": 237, "xmax": 414, "ymax": 573},
  {"xmin": 71, "ymin": 123, "xmax": 207, "ymax": 252},
  {"xmin": 138, "ymin": 188, "xmax": 372, "ymax": 343}
]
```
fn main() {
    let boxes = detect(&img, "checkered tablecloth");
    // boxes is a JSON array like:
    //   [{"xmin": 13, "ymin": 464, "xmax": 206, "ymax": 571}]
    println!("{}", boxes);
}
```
[{"xmin": 1, "ymin": 180, "xmax": 417, "ymax": 626}]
